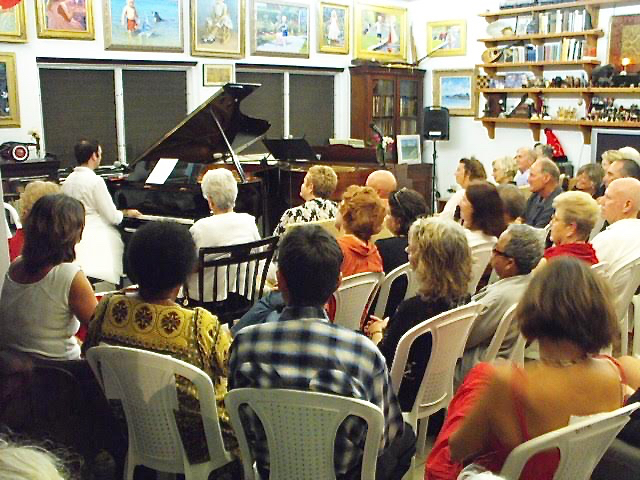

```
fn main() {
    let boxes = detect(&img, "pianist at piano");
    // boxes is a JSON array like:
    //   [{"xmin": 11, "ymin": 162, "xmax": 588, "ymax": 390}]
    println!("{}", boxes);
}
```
[{"xmin": 61, "ymin": 140, "xmax": 141, "ymax": 285}]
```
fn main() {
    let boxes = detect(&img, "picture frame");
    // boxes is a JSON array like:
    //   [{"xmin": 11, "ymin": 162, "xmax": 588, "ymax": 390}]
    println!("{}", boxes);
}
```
[
  {"xmin": 0, "ymin": 2, "xmax": 27, "ymax": 43},
  {"xmin": 427, "ymin": 20, "xmax": 466, "ymax": 57},
  {"xmin": 191, "ymin": 0, "xmax": 244, "ymax": 58},
  {"xmin": 104, "ymin": 0, "xmax": 183, "ymax": 52},
  {"xmin": 354, "ymin": 3, "xmax": 407, "ymax": 62},
  {"xmin": 203, "ymin": 63, "xmax": 234, "ymax": 86},
  {"xmin": 35, "ymin": 0, "xmax": 94, "ymax": 40},
  {"xmin": 396, "ymin": 134, "xmax": 422, "ymax": 165},
  {"xmin": 432, "ymin": 69, "xmax": 477, "ymax": 117},
  {"xmin": 317, "ymin": 2, "xmax": 349, "ymax": 55},
  {"xmin": 0, "ymin": 52, "xmax": 20, "ymax": 128},
  {"xmin": 609, "ymin": 14, "xmax": 640, "ymax": 73},
  {"xmin": 251, "ymin": 0, "xmax": 309, "ymax": 58}
]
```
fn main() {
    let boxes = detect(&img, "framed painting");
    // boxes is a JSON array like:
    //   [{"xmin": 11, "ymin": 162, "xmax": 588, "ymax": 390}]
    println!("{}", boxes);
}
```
[
  {"xmin": 191, "ymin": 0, "xmax": 244, "ymax": 58},
  {"xmin": 203, "ymin": 63, "xmax": 234, "ymax": 86},
  {"xmin": 397, "ymin": 134, "xmax": 421, "ymax": 165},
  {"xmin": 104, "ymin": 0, "xmax": 183, "ymax": 52},
  {"xmin": 0, "ymin": 52, "xmax": 19, "ymax": 127},
  {"xmin": 432, "ymin": 69, "xmax": 477, "ymax": 117},
  {"xmin": 317, "ymin": 2, "xmax": 349, "ymax": 55},
  {"xmin": 0, "ymin": 2, "xmax": 26, "ymax": 43},
  {"xmin": 427, "ymin": 20, "xmax": 466, "ymax": 57},
  {"xmin": 354, "ymin": 3, "xmax": 407, "ymax": 62},
  {"xmin": 251, "ymin": 0, "xmax": 309, "ymax": 58},
  {"xmin": 609, "ymin": 14, "xmax": 640, "ymax": 73},
  {"xmin": 35, "ymin": 0, "xmax": 94, "ymax": 40}
]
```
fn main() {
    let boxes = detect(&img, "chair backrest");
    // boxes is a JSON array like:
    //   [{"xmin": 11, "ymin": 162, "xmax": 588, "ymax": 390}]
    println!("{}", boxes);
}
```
[
  {"xmin": 591, "ymin": 261, "xmax": 609, "ymax": 278},
  {"xmin": 468, "ymin": 242, "xmax": 494, "ymax": 294},
  {"xmin": 373, "ymin": 262, "xmax": 415, "ymax": 318},
  {"xmin": 483, "ymin": 304, "xmax": 518, "ymax": 363},
  {"xmin": 607, "ymin": 256, "xmax": 640, "ymax": 322},
  {"xmin": 390, "ymin": 302, "xmax": 483, "ymax": 416},
  {"xmin": 195, "ymin": 235, "xmax": 279, "ymax": 320},
  {"xmin": 333, "ymin": 271, "xmax": 384, "ymax": 330},
  {"xmin": 500, "ymin": 402, "xmax": 640, "ymax": 480},
  {"xmin": 85, "ymin": 345, "xmax": 232, "ymax": 474},
  {"xmin": 225, "ymin": 388, "xmax": 384, "ymax": 480},
  {"xmin": 509, "ymin": 334, "xmax": 526, "ymax": 367}
]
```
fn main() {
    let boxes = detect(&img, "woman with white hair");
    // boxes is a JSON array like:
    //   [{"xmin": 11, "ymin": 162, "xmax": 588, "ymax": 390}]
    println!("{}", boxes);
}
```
[
  {"xmin": 185, "ymin": 168, "xmax": 260, "ymax": 304},
  {"xmin": 491, "ymin": 156, "xmax": 518, "ymax": 185}
]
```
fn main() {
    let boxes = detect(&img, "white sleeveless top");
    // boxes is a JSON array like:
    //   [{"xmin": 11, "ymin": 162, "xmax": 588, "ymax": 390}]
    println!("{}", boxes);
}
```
[{"xmin": 0, "ymin": 262, "xmax": 82, "ymax": 359}]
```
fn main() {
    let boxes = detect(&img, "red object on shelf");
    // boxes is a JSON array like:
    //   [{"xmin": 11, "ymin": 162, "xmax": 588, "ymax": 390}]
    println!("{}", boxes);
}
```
[
  {"xmin": 544, "ymin": 128, "xmax": 568, "ymax": 162},
  {"xmin": 0, "ymin": 0, "xmax": 22, "ymax": 9}
]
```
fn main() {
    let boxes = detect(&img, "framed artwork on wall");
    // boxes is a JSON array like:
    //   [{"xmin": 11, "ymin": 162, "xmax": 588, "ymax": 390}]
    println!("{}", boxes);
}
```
[
  {"xmin": 203, "ymin": 63, "xmax": 234, "ymax": 86},
  {"xmin": 432, "ymin": 69, "xmax": 477, "ymax": 117},
  {"xmin": 354, "ymin": 3, "xmax": 407, "ymax": 62},
  {"xmin": 251, "ymin": 0, "xmax": 309, "ymax": 58},
  {"xmin": 0, "ymin": 52, "xmax": 20, "ymax": 127},
  {"xmin": 396, "ymin": 134, "xmax": 421, "ymax": 165},
  {"xmin": 317, "ymin": 2, "xmax": 349, "ymax": 55},
  {"xmin": 427, "ymin": 20, "xmax": 466, "ymax": 57},
  {"xmin": 0, "ymin": 2, "xmax": 27, "ymax": 43},
  {"xmin": 104, "ymin": 0, "xmax": 183, "ymax": 52},
  {"xmin": 609, "ymin": 14, "xmax": 640, "ymax": 73},
  {"xmin": 35, "ymin": 0, "xmax": 94, "ymax": 40},
  {"xmin": 191, "ymin": 0, "xmax": 244, "ymax": 57}
]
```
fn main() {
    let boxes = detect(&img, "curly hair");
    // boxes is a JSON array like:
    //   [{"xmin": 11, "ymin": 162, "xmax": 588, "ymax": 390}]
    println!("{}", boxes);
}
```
[
  {"xmin": 408, "ymin": 217, "xmax": 472, "ymax": 301},
  {"xmin": 307, "ymin": 165, "xmax": 338, "ymax": 199},
  {"xmin": 339, "ymin": 185, "xmax": 386, "ymax": 242},
  {"xmin": 18, "ymin": 181, "xmax": 61, "ymax": 222},
  {"xmin": 388, "ymin": 188, "xmax": 428, "ymax": 236},
  {"xmin": 465, "ymin": 181, "xmax": 506, "ymax": 238}
]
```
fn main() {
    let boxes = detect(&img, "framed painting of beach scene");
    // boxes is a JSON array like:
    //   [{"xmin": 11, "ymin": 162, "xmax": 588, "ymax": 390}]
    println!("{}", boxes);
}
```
[
  {"xmin": 317, "ymin": 2, "xmax": 349, "ymax": 54},
  {"xmin": 0, "ymin": 53, "xmax": 20, "ymax": 127},
  {"xmin": 104, "ymin": 0, "xmax": 183, "ymax": 52},
  {"xmin": 0, "ymin": 2, "xmax": 26, "ymax": 43},
  {"xmin": 397, "ymin": 135, "xmax": 421, "ymax": 164},
  {"xmin": 354, "ymin": 3, "xmax": 406, "ymax": 62},
  {"xmin": 35, "ymin": 0, "xmax": 94, "ymax": 40},
  {"xmin": 433, "ymin": 69, "xmax": 477, "ymax": 117},
  {"xmin": 427, "ymin": 20, "xmax": 466, "ymax": 57},
  {"xmin": 251, "ymin": 0, "xmax": 309, "ymax": 58},
  {"xmin": 192, "ymin": 0, "xmax": 244, "ymax": 57}
]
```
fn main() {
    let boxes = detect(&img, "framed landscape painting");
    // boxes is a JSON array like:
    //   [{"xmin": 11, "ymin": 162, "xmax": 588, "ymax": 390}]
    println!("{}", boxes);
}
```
[
  {"xmin": 192, "ymin": 0, "xmax": 244, "ymax": 57},
  {"xmin": 433, "ymin": 69, "xmax": 477, "ymax": 117},
  {"xmin": 317, "ymin": 2, "xmax": 349, "ymax": 55},
  {"xmin": 104, "ymin": 0, "xmax": 183, "ymax": 52},
  {"xmin": 0, "ymin": 53, "xmax": 20, "ymax": 127},
  {"xmin": 35, "ymin": 0, "xmax": 94, "ymax": 40},
  {"xmin": 0, "ymin": 2, "xmax": 26, "ymax": 43},
  {"xmin": 354, "ymin": 3, "xmax": 407, "ymax": 62},
  {"xmin": 427, "ymin": 19, "xmax": 466, "ymax": 57},
  {"xmin": 251, "ymin": 0, "xmax": 309, "ymax": 58}
]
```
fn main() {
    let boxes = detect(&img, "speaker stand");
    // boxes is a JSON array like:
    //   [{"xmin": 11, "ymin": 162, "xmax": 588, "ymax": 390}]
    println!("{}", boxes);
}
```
[{"xmin": 430, "ymin": 140, "xmax": 439, "ymax": 215}]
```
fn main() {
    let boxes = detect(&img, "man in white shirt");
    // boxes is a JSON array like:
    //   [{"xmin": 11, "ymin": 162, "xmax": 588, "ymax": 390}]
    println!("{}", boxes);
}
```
[
  {"xmin": 513, "ymin": 147, "xmax": 536, "ymax": 187},
  {"xmin": 62, "ymin": 140, "xmax": 139, "ymax": 284}
]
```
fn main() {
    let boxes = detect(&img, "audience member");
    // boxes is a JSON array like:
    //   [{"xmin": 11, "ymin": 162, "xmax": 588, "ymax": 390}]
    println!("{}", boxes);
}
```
[
  {"xmin": 441, "ymin": 157, "xmax": 487, "ymax": 221},
  {"xmin": 455, "ymin": 224, "xmax": 543, "ymax": 384},
  {"xmin": 83, "ymin": 221, "xmax": 237, "ymax": 460},
  {"xmin": 522, "ymin": 158, "xmax": 562, "ymax": 228},
  {"xmin": 366, "ymin": 170, "xmax": 397, "ymax": 208},
  {"xmin": 491, "ymin": 156, "xmax": 517, "ymax": 185},
  {"xmin": 513, "ymin": 147, "xmax": 536, "ymax": 187},
  {"xmin": 229, "ymin": 225, "xmax": 416, "ymax": 480},
  {"xmin": 592, "ymin": 177, "xmax": 640, "ymax": 271},
  {"xmin": 8, "ymin": 180, "xmax": 60, "ymax": 261},
  {"xmin": 497, "ymin": 184, "xmax": 525, "ymax": 224},
  {"xmin": 601, "ymin": 149, "xmax": 625, "ymax": 173},
  {"xmin": 184, "ymin": 168, "xmax": 260, "ymax": 305},
  {"xmin": 273, "ymin": 165, "xmax": 338, "ymax": 236},
  {"xmin": 573, "ymin": 163, "xmax": 605, "ymax": 198},
  {"xmin": 368, "ymin": 217, "xmax": 471, "ymax": 411},
  {"xmin": 534, "ymin": 143, "xmax": 554, "ymax": 160},
  {"xmin": 0, "ymin": 195, "xmax": 96, "ymax": 360},
  {"xmin": 603, "ymin": 158, "xmax": 640, "ymax": 187},
  {"xmin": 0, "ymin": 436, "xmax": 68, "ymax": 480},
  {"xmin": 62, "ymin": 139, "xmax": 140, "ymax": 284},
  {"xmin": 427, "ymin": 257, "xmax": 624, "ymax": 480},
  {"xmin": 619, "ymin": 146, "xmax": 640, "ymax": 165}
]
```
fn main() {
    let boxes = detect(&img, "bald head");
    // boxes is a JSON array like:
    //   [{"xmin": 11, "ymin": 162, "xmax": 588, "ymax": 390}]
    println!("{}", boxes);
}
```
[
  {"xmin": 366, "ymin": 170, "xmax": 397, "ymax": 200},
  {"xmin": 602, "ymin": 177, "xmax": 640, "ymax": 224}
]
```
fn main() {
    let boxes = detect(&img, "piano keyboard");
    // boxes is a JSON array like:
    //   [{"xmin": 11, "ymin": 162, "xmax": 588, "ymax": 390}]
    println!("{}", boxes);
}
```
[{"xmin": 121, "ymin": 214, "xmax": 195, "ymax": 233}]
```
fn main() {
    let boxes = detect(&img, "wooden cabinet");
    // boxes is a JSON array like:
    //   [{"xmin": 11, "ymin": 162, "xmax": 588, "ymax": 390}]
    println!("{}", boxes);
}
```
[{"xmin": 350, "ymin": 65, "xmax": 425, "ymax": 162}]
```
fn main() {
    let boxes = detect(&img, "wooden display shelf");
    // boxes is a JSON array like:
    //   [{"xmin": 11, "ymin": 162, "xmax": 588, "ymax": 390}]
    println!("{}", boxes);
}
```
[
  {"xmin": 480, "ymin": 59, "xmax": 600, "ymax": 76},
  {"xmin": 480, "ymin": 0, "xmax": 639, "ymax": 22},
  {"xmin": 479, "ymin": 87, "xmax": 640, "ymax": 94},
  {"xmin": 478, "ymin": 29, "xmax": 603, "ymax": 44}
]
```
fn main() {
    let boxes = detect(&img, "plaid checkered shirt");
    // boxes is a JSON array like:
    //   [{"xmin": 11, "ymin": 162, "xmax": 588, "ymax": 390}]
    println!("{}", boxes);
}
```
[{"xmin": 228, "ymin": 305, "xmax": 406, "ymax": 476}]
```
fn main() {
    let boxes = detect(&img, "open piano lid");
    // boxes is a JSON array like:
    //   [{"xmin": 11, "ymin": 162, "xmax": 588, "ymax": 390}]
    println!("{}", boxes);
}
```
[{"xmin": 129, "ymin": 83, "xmax": 270, "ymax": 182}]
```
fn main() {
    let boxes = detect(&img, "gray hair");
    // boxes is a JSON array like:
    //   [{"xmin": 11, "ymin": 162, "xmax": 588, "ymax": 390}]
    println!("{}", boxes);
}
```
[
  {"xmin": 201, "ymin": 168, "xmax": 238, "ymax": 211},
  {"xmin": 497, "ymin": 184, "xmax": 525, "ymax": 221},
  {"xmin": 503, "ymin": 224, "xmax": 544, "ymax": 274},
  {"xmin": 492, "ymin": 155, "xmax": 518, "ymax": 181},
  {"xmin": 538, "ymin": 158, "xmax": 561, "ymax": 183},
  {"xmin": 576, "ymin": 163, "xmax": 604, "ymax": 189}
]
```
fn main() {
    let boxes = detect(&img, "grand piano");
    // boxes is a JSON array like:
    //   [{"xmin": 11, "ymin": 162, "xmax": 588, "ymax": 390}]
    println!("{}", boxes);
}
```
[{"xmin": 108, "ymin": 83, "xmax": 271, "ymax": 233}]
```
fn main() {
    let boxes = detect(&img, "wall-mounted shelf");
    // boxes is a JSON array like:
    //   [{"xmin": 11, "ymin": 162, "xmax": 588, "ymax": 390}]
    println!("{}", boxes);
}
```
[
  {"xmin": 478, "ymin": 87, "xmax": 640, "ymax": 94},
  {"xmin": 479, "ymin": 0, "xmax": 638, "ymax": 22},
  {"xmin": 479, "ymin": 60, "xmax": 600, "ymax": 77},
  {"xmin": 478, "ymin": 29, "xmax": 604, "ymax": 45}
]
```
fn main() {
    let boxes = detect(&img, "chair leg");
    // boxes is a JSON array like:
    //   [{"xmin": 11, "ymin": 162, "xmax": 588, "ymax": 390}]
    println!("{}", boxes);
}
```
[
  {"xmin": 415, "ymin": 416, "xmax": 430, "ymax": 460},
  {"xmin": 124, "ymin": 457, "xmax": 135, "ymax": 480}
]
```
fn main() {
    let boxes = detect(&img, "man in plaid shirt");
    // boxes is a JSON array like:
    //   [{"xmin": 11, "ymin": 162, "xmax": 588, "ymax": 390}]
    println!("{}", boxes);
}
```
[{"xmin": 229, "ymin": 225, "xmax": 415, "ymax": 479}]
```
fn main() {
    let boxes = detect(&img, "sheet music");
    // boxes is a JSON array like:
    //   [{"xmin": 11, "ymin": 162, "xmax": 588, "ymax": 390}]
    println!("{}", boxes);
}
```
[{"xmin": 145, "ymin": 158, "xmax": 179, "ymax": 185}]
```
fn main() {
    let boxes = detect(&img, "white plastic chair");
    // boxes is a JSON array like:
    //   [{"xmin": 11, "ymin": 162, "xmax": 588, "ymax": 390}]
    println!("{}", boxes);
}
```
[
  {"xmin": 333, "ymin": 271, "xmax": 384, "ymax": 330},
  {"xmin": 372, "ymin": 262, "xmax": 416, "ymax": 318},
  {"xmin": 606, "ymin": 256, "xmax": 640, "ymax": 355},
  {"xmin": 85, "ymin": 345, "xmax": 234, "ymax": 480},
  {"xmin": 483, "ymin": 304, "xmax": 518, "ymax": 363},
  {"xmin": 591, "ymin": 261, "xmax": 609, "ymax": 278},
  {"xmin": 225, "ymin": 388, "xmax": 384, "ymax": 480},
  {"xmin": 468, "ymin": 242, "xmax": 494, "ymax": 294},
  {"xmin": 390, "ymin": 302, "xmax": 483, "ymax": 457},
  {"xmin": 499, "ymin": 402, "xmax": 640, "ymax": 480},
  {"xmin": 509, "ymin": 334, "xmax": 526, "ymax": 367}
]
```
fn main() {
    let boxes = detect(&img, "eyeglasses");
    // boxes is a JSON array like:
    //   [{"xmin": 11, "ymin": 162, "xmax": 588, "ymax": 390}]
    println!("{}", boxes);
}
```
[{"xmin": 492, "ymin": 248, "xmax": 513, "ymax": 259}]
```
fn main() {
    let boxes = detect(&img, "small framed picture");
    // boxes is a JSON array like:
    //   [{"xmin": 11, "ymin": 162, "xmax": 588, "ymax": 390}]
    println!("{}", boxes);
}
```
[
  {"xmin": 203, "ymin": 63, "xmax": 234, "ymax": 86},
  {"xmin": 427, "ymin": 19, "xmax": 466, "ymax": 57},
  {"xmin": 0, "ymin": 2, "xmax": 27, "ymax": 43},
  {"xmin": 0, "ymin": 52, "xmax": 20, "ymax": 128},
  {"xmin": 432, "ymin": 69, "xmax": 477, "ymax": 117},
  {"xmin": 35, "ymin": 0, "xmax": 95, "ymax": 40},
  {"xmin": 251, "ymin": 0, "xmax": 310, "ymax": 58},
  {"xmin": 317, "ymin": 2, "xmax": 349, "ymax": 55},
  {"xmin": 396, "ymin": 135, "xmax": 421, "ymax": 165}
]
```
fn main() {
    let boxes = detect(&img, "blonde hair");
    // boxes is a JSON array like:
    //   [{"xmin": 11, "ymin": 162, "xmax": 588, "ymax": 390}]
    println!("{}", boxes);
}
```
[
  {"xmin": 307, "ymin": 165, "xmax": 338, "ymax": 199},
  {"xmin": 339, "ymin": 185, "xmax": 385, "ymax": 242},
  {"xmin": 601, "ymin": 149, "xmax": 625, "ymax": 166},
  {"xmin": 408, "ymin": 217, "xmax": 471, "ymax": 300},
  {"xmin": 0, "ymin": 438, "xmax": 67, "ymax": 480},
  {"xmin": 18, "ymin": 181, "xmax": 60, "ymax": 222},
  {"xmin": 492, "ymin": 155, "xmax": 518, "ymax": 182},
  {"xmin": 552, "ymin": 191, "xmax": 600, "ymax": 240}
]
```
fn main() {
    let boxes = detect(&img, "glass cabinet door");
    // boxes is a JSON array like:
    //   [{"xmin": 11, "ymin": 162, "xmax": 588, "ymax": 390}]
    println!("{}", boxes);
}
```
[
  {"xmin": 372, "ymin": 78, "xmax": 395, "ymax": 136},
  {"xmin": 399, "ymin": 79, "xmax": 419, "ymax": 135}
]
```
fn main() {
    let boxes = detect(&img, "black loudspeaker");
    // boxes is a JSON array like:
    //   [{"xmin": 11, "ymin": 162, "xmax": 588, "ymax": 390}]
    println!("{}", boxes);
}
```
[{"xmin": 423, "ymin": 107, "xmax": 450, "ymax": 141}]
